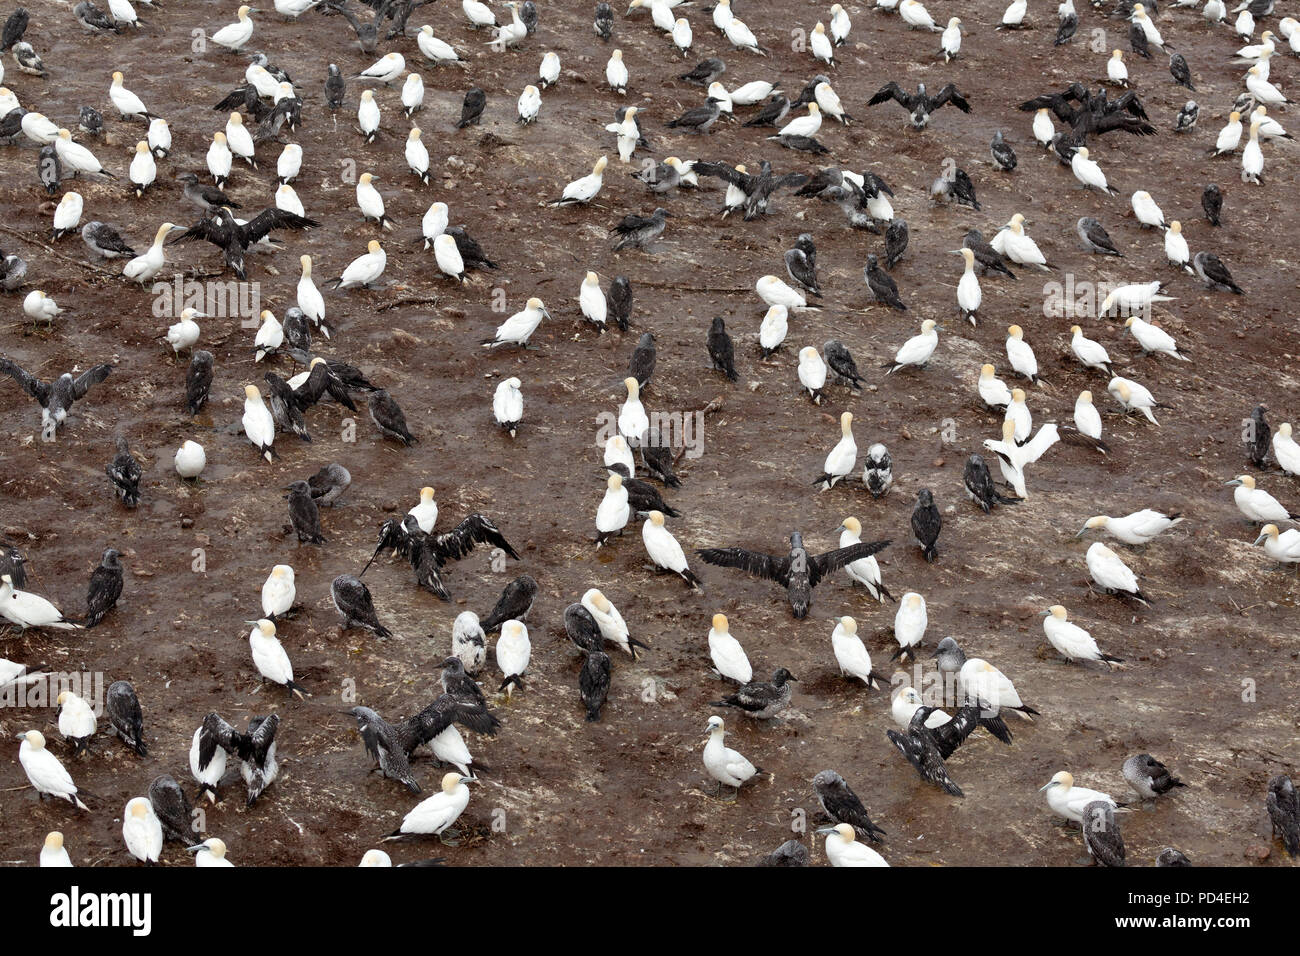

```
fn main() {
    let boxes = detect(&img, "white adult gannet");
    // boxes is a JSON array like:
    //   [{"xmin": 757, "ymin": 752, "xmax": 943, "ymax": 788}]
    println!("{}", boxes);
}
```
[
  {"xmin": 1071, "ymin": 147, "xmax": 1115, "ymax": 193},
  {"xmin": 1042, "ymin": 605, "xmax": 1125, "ymax": 667},
  {"xmin": 517, "ymin": 84, "xmax": 541, "ymax": 124},
  {"xmin": 57, "ymin": 691, "xmax": 96, "ymax": 753},
  {"xmin": 248, "ymin": 618, "xmax": 306, "ymax": 698},
  {"xmin": 205, "ymin": 131, "xmax": 232, "ymax": 188},
  {"xmin": 955, "ymin": 247, "xmax": 981, "ymax": 325},
  {"xmin": 224, "ymin": 113, "xmax": 255, "ymax": 168},
  {"xmin": 0, "ymin": 575, "xmax": 79, "ymax": 630},
  {"xmin": 830, "ymin": 3, "xmax": 851, "ymax": 43},
  {"xmin": 175, "ymin": 440, "xmax": 206, "ymax": 479},
  {"xmin": 493, "ymin": 377, "xmax": 523, "ymax": 438},
  {"xmin": 1130, "ymin": 190, "xmax": 1166, "ymax": 229},
  {"xmin": 1074, "ymin": 390, "xmax": 1103, "ymax": 441},
  {"xmin": 293, "ymin": 256, "xmax": 326, "ymax": 338},
  {"xmin": 729, "ymin": 81, "xmax": 775, "ymax": 106},
  {"xmin": 579, "ymin": 271, "xmax": 608, "ymax": 327},
  {"xmin": 253, "ymin": 309, "xmax": 282, "ymax": 362},
  {"xmin": 814, "ymin": 82, "xmax": 850, "ymax": 124},
  {"xmin": 1033, "ymin": 108, "xmax": 1055, "ymax": 146},
  {"xmin": 122, "ymin": 797, "xmax": 163, "ymax": 863},
  {"xmin": 55, "ymin": 129, "xmax": 111, "ymax": 177},
  {"xmin": 212, "ymin": 6, "xmax": 255, "ymax": 51},
  {"xmin": 1125, "ymin": 316, "xmax": 1188, "ymax": 361},
  {"xmin": 1086, "ymin": 541, "xmax": 1149, "ymax": 602},
  {"xmin": 1079, "ymin": 510, "xmax": 1183, "ymax": 546},
  {"xmin": 941, "ymin": 16, "xmax": 962, "ymax": 60},
  {"xmin": 831, "ymin": 616, "xmax": 884, "ymax": 689},
  {"xmin": 245, "ymin": 63, "xmax": 279, "ymax": 98},
  {"xmin": 605, "ymin": 106, "xmax": 640, "ymax": 163},
  {"xmin": 798, "ymin": 346, "xmax": 827, "ymax": 403},
  {"xmin": 109, "ymin": 71, "xmax": 153, "ymax": 122},
  {"xmin": 708, "ymin": 613, "xmax": 752, "ymax": 682},
  {"xmin": 672, "ymin": 16, "xmax": 692, "ymax": 54},
  {"xmin": 1228, "ymin": 475, "xmax": 1299, "ymax": 523},
  {"xmin": 1212, "ymin": 111, "xmax": 1243, "ymax": 155},
  {"xmin": 582, "ymin": 589, "xmax": 641, "ymax": 657},
  {"xmin": 1108, "ymin": 49, "xmax": 1128, "ymax": 86},
  {"xmin": 957, "ymin": 656, "xmax": 1036, "ymax": 717},
  {"xmin": 261, "ymin": 564, "xmax": 296, "ymax": 619},
  {"xmin": 1242, "ymin": 119, "xmax": 1264, "ymax": 184},
  {"xmin": 1001, "ymin": 0, "xmax": 1027, "ymax": 28},
  {"xmin": 1205, "ymin": 0, "xmax": 1226, "ymax": 22},
  {"xmin": 550, "ymin": 155, "xmax": 608, "ymax": 205},
  {"xmin": 618, "ymin": 376, "xmax": 649, "ymax": 442},
  {"xmin": 1274, "ymin": 423, "xmax": 1300, "ymax": 477},
  {"xmin": 421, "ymin": 201, "xmax": 449, "ymax": 248},
  {"xmin": 128, "ymin": 141, "xmax": 156, "ymax": 197},
  {"xmin": 1005, "ymin": 325, "xmax": 1039, "ymax": 382},
  {"xmin": 819, "ymin": 823, "xmax": 889, "ymax": 866},
  {"xmin": 358, "ymin": 89, "xmax": 380, "ymax": 142},
  {"xmin": 893, "ymin": 592, "xmax": 927, "ymax": 660},
  {"xmin": 463, "ymin": 0, "xmax": 496, "ymax": 27},
  {"xmin": 1250, "ymin": 106, "xmax": 1289, "ymax": 141},
  {"xmin": 606, "ymin": 48, "xmax": 628, "ymax": 93},
  {"xmin": 816, "ymin": 412, "xmax": 857, "ymax": 489},
  {"xmin": 406, "ymin": 128, "xmax": 430, "ymax": 183},
  {"xmin": 538, "ymin": 51, "xmax": 560, "ymax": 88},
  {"xmin": 406, "ymin": 486, "xmax": 438, "ymax": 533},
  {"xmin": 892, "ymin": 686, "xmax": 949, "ymax": 729},
  {"xmin": 51, "ymin": 193, "xmax": 82, "ymax": 242},
  {"xmin": 1041, "ymin": 771, "xmax": 1117, "ymax": 823},
  {"xmin": 997, "ymin": 215, "xmax": 1051, "ymax": 270},
  {"xmin": 166, "ymin": 308, "xmax": 201, "ymax": 356},
  {"xmin": 21, "ymin": 111, "xmax": 59, "ymax": 145},
  {"xmin": 332, "ymin": 239, "xmax": 386, "ymax": 289},
  {"xmin": 18, "ymin": 731, "xmax": 88, "ymax": 809},
  {"xmin": 1107, "ymin": 376, "xmax": 1163, "ymax": 426},
  {"xmin": 1005, "ymin": 388, "xmax": 1032, "ymax": 443},
  {"xmin": 1099, "ymin": 281, "xmax": 1171, "ymax": 316},
  {"xmin": 1070, "ymin": 326, "xmax": 1112, "ymax": 375},
  {"xmin": 984, "ymin": 419, "xmax": 1059, "ymax": 498},
  {"xmin": 1247, "ymin": 64, "xmax": 1291, "ymax": 106},
  {"xmin": 241, "ymin": 384, "xmax": 275, "ymax": 462},
  {"xmin": 724, "ymin": 16, "xmax": 766, "ymax": 53},
  {"xmin": 1254, "ymin": 524, "xmax": 1300, "ymax": 566},
  {"xmin": 1159, "ymin": 222, "xmax": 1190, "ymax": 271},
  {"xmin": 418, "ymin": 25, "xmax": 464, "ymax": 66},
  {"xmin": 900, "ymin": 0, "xmax": 939, "ymax": 30},
  {"xmin": 756, "ymin": 274, "xmax": 811, "ymax": 311},
  {"xmin": 390, "ymin": 772, "xmax": 474, "ymax": 839},
  {"xmin": 759, "ymin": 303, "xmax": 787, "ymax": 357},
  {"xmin": 837, "ymin": 516, "xmax": 891, "ymax": 602},
  {"xmin": 355, "ymin": 172, "xmax": 391, "ymax": 229},
  {"xmin": 642, "ymin": 510, "xmax": 702, "ymax": 588},
  {"xmin": 779, "ymin": 102, "xmax": 822, "ymax": 139},
  {"xmin": 40, "ymin": 832, "xmax": 72, "ymax": 867},
  {"xmin": 978, "ymin": 363, "xmax": 1012, "ymax": 408},
  {"xmin": 484, "ymin": 298, "xmax": 550, "ymax": 348},
  {"xmin": 883, "ymin": 319, "xmax": 939, "ymax": 374},
  {"xmin": 496, "ymin": 619, "xmax": 530, "ymax": 696},
  {"xmin": 604, "ymin": 434, "xmax": 634, "ymax": 475},
  {"xmin": 189, "ymin": 837, "xmax": 233, "ymax": 867},
  {"xmin": 433, "ymin": 234, "xmax": 465, "ymax": 282},
  {"xmin": 702, "ymin": 716, "xmax": 759, "ymax": 796},
  {"xmin": 810, "ymin": 22, "xmax": 834, "ymax": 64},
  {"xmin": 23, "ymin": 288, "xmax": 63, "ymax": 324},
  {"xmin": 357, "ymin": 52, "xmax": 406, "ymax": 85}
]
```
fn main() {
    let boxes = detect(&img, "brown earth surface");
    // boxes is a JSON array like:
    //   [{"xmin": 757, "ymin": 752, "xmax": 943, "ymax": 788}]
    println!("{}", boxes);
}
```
[{"xmin": 0, "ymin": 0, "xmax": 1297, "ymax": 867}]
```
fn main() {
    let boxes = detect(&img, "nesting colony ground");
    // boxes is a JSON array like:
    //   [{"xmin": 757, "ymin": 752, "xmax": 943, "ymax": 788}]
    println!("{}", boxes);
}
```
[{"xmin": 0, "ymin": 0, "xmax": 1297, "ymax": 866}]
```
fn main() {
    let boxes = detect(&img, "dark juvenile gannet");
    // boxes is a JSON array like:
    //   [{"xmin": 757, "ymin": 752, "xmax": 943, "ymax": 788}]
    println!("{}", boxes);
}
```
[
  {"xmin": 1156, "ymin": 847, "xmax": 1191, "ymax": 866},
  {"xmin": 332, "ymin": 574, "xmax": 392, "ymax": 637},
  {"xmin": 823, "ymin": 340, "xmax": 863, "ymax": 388},
  {"xmin": 696, "ymin": 531, "xmax": 890, "ymax": 618},
  {"xmin": 813, "ymin": 769, "xmax": 887, "ymax": 842},
  {"xmin": 864, "ymin": 253, "xmax": 906, "ymax": 310},
  {"xmin": 610, "ymin": 207, "xmax": 669, "ymax": 251},
  {"xmin": 307, "ymin": 463, "xmax": 350, "ymax": 507},
  {"xmin": 712, "ymin": 667, "xmax": 797, "ymax": 719},
  {"xmin": 757, "ymin": 840, "xmax": 808, "ymax": 866},
  {"xmin": 679, "ymin": 57, "xmax": 725, "ymax": 86},
  {"xmin": 1191, "ymin": 251, "xmax": 1243, "ymax": 293},
  {"xmin": 349, "ymin": 706, "xmax": 422, "ymax": 793},
  {"xmin": 1076, "ymin": 216, "xmax": 1123, "ymax": 256},
  {"xmin": 170, "ymin": 205, "xmax": 319, "ymax": 279},
  {"xmin": 863, "ymin": 443, "xmax": 892, "ymax": 498},
  {"xmin": 784, "ymin": 234, "xmax": 820, "ymax": 296},
  {"xmin": 1245, "ymin": 404, "xmax": 1270, "ymax": 469},
  {"xmin": 964, "ymin": 229, "xmax": 1015, "ymax": 279},
  {"xmin": 148, "ymin": 774, "xmax": 194, "ymax": 844},
  {"xmin": 106, "ymin": 436, "xmax": 142, "ymax": 508},
  {"xmin": 607, "ymin": 463, "xmax": 681, "ymax": 516},
  {"xmin": 1122, "ymin": 753, "xmax": 1185, "ymax": 802},
  {"xmin": 368, "ymin": 389, "xmax": 416, "ymax": 444},
  {"xmin": 82, "ymin": 221, "xmax": 134, "ymax": 259},
  {"xmin": 868, "ymin": 80, "xmax": 971, "ymax": 128},
  {"xmin": 106, "ymin": 679, "xmax": 147, "ymax": 756},
  {"xmin": 579, "ymin": 645, "xmax": 612, "ymax": 721},
  {"xmin": 1267, "ymin": 774, "xmax": 1299, "ymax": 857},
  {"xmin": 625, "ymin": 329, "xmax": 654, "ymax": 384},
  {"xmin": 286, "ymin": 480, "xmax": 325, "ymax": 544},
  {"xmin": 911, "ymin": 489, "xmax": 941, "ymax": 562},
  {"xmin": 886, "ymin": 703, "xmax": 984, "ymax": 796},
  {"xmin": 456, "ymin": 87, "xmax": 486, "ymax": 128},
  {"xmin": 964, "ymin": 454, "xmax": 1021, "ymax": 513},
  {"xmin": 885, "ymin": 218, "xmax": 908, "ymax": 269},
  {"xmin": 1081, "ymin": 800, "xmax": 1125, "ymax": 866},
  {"xmin": 694, "ymin": 160, "xmax": 808, "ymax": 221},
  {"xmin": 706, "ymin": 317, "xmax": 738, "ymax": 382},
  {"xmin": 83, "ymin": 548, "xmax": 123, "ymax": 628},
  {"xmin": 0, "ymin": 357, "xmax": 111, "ymax": 431}
]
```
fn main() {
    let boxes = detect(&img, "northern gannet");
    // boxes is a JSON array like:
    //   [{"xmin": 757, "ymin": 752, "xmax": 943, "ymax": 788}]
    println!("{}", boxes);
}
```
[
  {"xmin": 1041, "ymin": 771, "xmax": 1117, "ymax": 824},
  {"xmin": 831, "ymin": 616, "xmax": 885, "ymax": 689},
  {"xmin": 248, "ymin": 619, "xmax": 307, "ymax": 698},
  {"xmin": 1086, "ymin": 541, "xmax": 1151, "ymax": 602},
  {"xmin": 1098, "ymin": 280, "xmax": 1172, "ymax": 315},
  {"xmin": 941, "ymin": 17, "xmax": 961, "ymax": 60},
  {"xmin": 189, "ymin": 837, "xmax": 233, "ymax": 867},
  {"xmin": 1107, "ymin": 376, "xmax": 1164, "ymax": 425},
  {"xmin": 1079, "ymin": 509, "xmax": 1182, "ymax": 546},
  {"xmin": 495, "ymin": 619, "xmax": 530, "ymax": 696},
  {"xmin": 723, "ymin": 17, "xmax": 767, "ymax": 54},
  {"xmin": 18, "ymin": 731, "xmax": 88, "ymax": 809},
  {"xmin": 212, "ymin": 6, "xmax": 255, "ymax": 52},
  {"xmin": 868, "ymin": 80, "xmax": 971, "ymax": 128},
  {"xmin": 955, "ymin": 247, "xmax": 981, "ymax": 324},
  {"xmin": 1071, "ymin": 146, "xmax": 1116, "ymax": 193},
  {"xmin": 83, "ymin": 547, "xmax": 123, "ymax": 628},
  {"xmin": 892, "ymin": 686, "xmax": 949, "ymax": 730},
  {"xmin": 757, "ymin": 274, "xmax": 812, "ymax": 311},
  {"xmin": 1070, "ymin": 326, "xmax": 1113, "ymax": 375},
  {"xmin": 708, "ymin": 613, "xmax": 752, "ymax": 682},
  {"xmin": 819, "ymin": 823, "xmax": 888, "ymax": 866},
  {"xmin": 595, "ymin": 473, "xmax": 630, "ymax": 547},
  {"xmin": 911, "ymin": 489, "xmax": 941, "ymax": 562},
  {"xmin": 702, "ymin": 716, "xmax": 761, "ymax": 798},
  {"xmin": 1108, "ymin": 49, "xmax": 1128, "ymax": 86},
  {"xmin": 549, "ymin": 155, "xmax": 607, "ymax": 205},
  {"xmin": 810, "ymin": 22, "xmax": 834, "ymax": 65},
  {"xmin": 122, "ymin": 797, "xmax": 163, "ymax": 863},
  {"xmin": 582, "ymin": 589, "xmax": 647, "ymax": 658},
  {"xmin": 1125, "ymin": 315, "xmax": 1188, "ymax": 361},
  {"xmin": 863, "ymin": 443, "xmax": 892, "ymax": 498},
  {"xmin": 1242, "ymin": 118, "xmax": 1264, "ymax": 183},
  {"xmin": 979, "ymin": 363, "xmax": 1012, "ymax": 408},
  {"xmin": 40, "ymin": 832, "xmax": 72, "ymax": 867},
  {"xmin": 881, "ymin": 319, "xmax": 937, "ymax": 374},
  {"xmin": 1254, "ymin": 524, "xmax": 1300, "ymax": 567},
  {"xmin": 900, "ymin": 0, "xmax": 940, "ymax": 30},
  {"xmin": 358, "ymin": 88, "xmax": 380, "ymax": 141},
  {"xmin": 0, "ymin": 575, "xmax": 80, "ymax": 630},
  {"xmin": 1005, "ymin": 324, "xmax": 1039, "ymax": 382},
  {"xmin": 419, "ymin": 26, "xmax": 465, "ymax": 67},
  {"xmin": 814, "ymin": 412, "xmax": 856, "ymax": 489},
  {"xmin": 57, "ymin": 691, "xmax": 97, "ymax": 754},
  {"xmin": 1266, "ymin": 775, "xmax": 1299, "ymax": 858},
  {"xmin": 1123, "ymin": 754, "xmax": 1185, "ymax": 802},
  {"xmin": 606, "ymin": 48, "xmax": 628, "ymax": 93},
  {"xmin": 892, "ymin": 591, "xmax": 927, "ymax": 660},
  {"xmin": 643, "ymin": 510, "xmax": 702, "ymax": 588},
  {"xmin": 1227, "ymin": 474, "xmax": 1299, "ymax": 523},
  {"xmin": 964, "ymin": 454, "xmax": 1021, "ymax": 512},
  {"xmin": 1212, "ymin": 111, "xmax": 1243, "ymax": 155},
  {"xmin": 1192, "ymin": 252, "xmax": 1243, "ymax": 293},
  {"xmin": 1042, "ymin": 605, "xmax": 1125, "ymax": 667},
  {"xmin": 387, "ymin": 772, "xmax": 474, "ymax": 842},
  {"xmin": 1131, "ymin": 189, "xmax": 1166, "ymax": 228},
  {"xmin": 261, "ymin": 564, "xmax": 296, "ymax": 619},
  {"xmin": 174, "ymin": 439, "xmax": 205, "ymax": 478},
  {"xmin": 837, "ymin": 516, "xmax": 893, "ymax": 601}
]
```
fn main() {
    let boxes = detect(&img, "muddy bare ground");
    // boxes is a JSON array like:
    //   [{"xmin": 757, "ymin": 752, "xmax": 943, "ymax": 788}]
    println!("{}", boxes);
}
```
[{"xmin": 0, "ymin": 0, "xmax": 1297, "ymax": 867}]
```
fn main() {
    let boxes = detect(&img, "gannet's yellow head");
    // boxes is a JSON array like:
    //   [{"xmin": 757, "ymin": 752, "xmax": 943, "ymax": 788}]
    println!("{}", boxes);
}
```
[
  {"xmin": 367, "ymin": 239, "xmax": 382, "ymax": 254},
  {"xmin": 711, "ymin": 613, "xmax": 728, "ymax": 632},
  {"xmin": 647, "ymin": 510, "xmax": 665, "ymax": 527},
  {"xmin": 243, "ymin": 384, "xmax": 261, "ymax": 401},
  {"xmin": 44, "ymin": 832, "xmax": 64, "ymax": 852},
  {"xmin": 839, "ymin": 615, "xmax": 857, "ymax": 635},
  {"xmin": 1048, "ymin": 605, "xmax": 1068, "ymax": 620},
  {"xmin": 841, "ymin": 516, "xmax": 861, "ymax": 535}
]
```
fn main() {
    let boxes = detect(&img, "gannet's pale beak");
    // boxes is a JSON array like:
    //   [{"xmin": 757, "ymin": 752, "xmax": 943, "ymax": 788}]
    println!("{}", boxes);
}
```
[
  {"xmin": 833, "ymin": 524, "xmax": 846, "ymax": 534},
  {"xmin": 1039, "ymin": 781, "xmax": 1057, "ymax": 792},
  {"xmin": 815, "ymin": 826, "xmax": 836, "ymax": 836},
  {"xmin": 461, "ymin": 776, "xmax": 478, "ymax": 784},
  {"xmin": 186, "ymin": 844, "xmax": 205, "ymax": 853},
  {"xmin": 1253, "ymin": 533, "xmax": 1268, "ymax": 546},
  {"xmin": 1038, "ymin": 609, "xmax": 1050, "ymax": 617},
  {"xmin": 1225, "ymin": 479, "xmax": 1243, "ymax": 486},
  {"xmin": 1075, "ymin": 525, "xmax": 1090, "ymax": 537}
]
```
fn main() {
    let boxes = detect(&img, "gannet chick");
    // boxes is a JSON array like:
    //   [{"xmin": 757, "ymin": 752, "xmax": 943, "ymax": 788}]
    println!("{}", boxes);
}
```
[
  {"xmin": 892, "ymin": 686, "xmax": 949, "ymax": 730},
  {"xmin": 1042, "ymin": 605, "xmax": 1124, "ymax": 667},
  {"xmin": 17, "ymin": 731, "xmax": 88, "ymax": 809},
  {"xmin": 815, "ymin": 412, "xmax": 856, "ymax": 489},
  {"xmin": 1254, "ymin": 524, "xmax": 1300, "ymax": 567},
  {"xmin": 882, "ymin": 319, "xmax": 938, "ymax": 374},
  {"xmin": 891, "ymin": 592, "xmax": 927, "ymax": 661},
  {"xmin": 213, "ymin": 5, "xmax": 255, "ymax": 51},
  {"xmin": 248, "ymin": 619, "xmax": 307, "ymax": 698},
  {"xmin": 1005, "ymin": 325, "xmax": 1039, "ymax": 382},
  {"xmin": 1086, "ymin": 541, "xmax": 1150, "ymax": 603},
  {"xmin": 1081, "ymin": 801, "xmax": 1125, "ymax": 866},
  {"xmin": 1041, "ymin": 771, "xmax": 1117, "ymax": 824},
  {"xmin": 831, "ymin": 616, "xmax": 885, "ymax": 689},
  {"xmin": 40, "ymin": 831, "xmax": 72, "ymax": 868},
  {"xmin": 702, "ymin": 715, "xmax": 762, "ymax": 799},
  {"xmin": 862, "ymin": 443, "xmax": 892, "ymax": 499},
  {"xmin": 1228, "ymin": 475, "xmax": 1299, "ymax": 523},
  {"xmin": 1122, "ymin": 754, "xmax": 1185, "ymax": 803},
  {"xmin": 819, "ymin": 823, "xmax": 888, "ymax": 866},
  {"xmin": 1076, "ymin": 217, "xmax": 1122, "ymax": 257},
  {"xmin": 57, "ymin": 690, "xmax": 97, "ymax": 755},
  {"xmin": 387, "ymin": 772, "xmax": 474, "ymax": 843},
  {"xmin": 708, "ymin": 613, "xmax": 751, "ymax": 683},
  {"xmin": 643, "ymin": 510, "xmax": 702, "ymax": 589},
  {"xmin": 838, "ymin": 516, "xmax": 893, "ymax": 601},
  {"xmin": 122, "ymin": 797, "xmax": 163, "ymax": 864},
  {"xmin": 261, "ymin": 564, "xmax": 296, "ymax": 620},
  {"xmin": 0, "ymin": 575, "xmax": 80, "ymax": 630},
  {"xmin": 797, "ymin": 346, "xmax": 827, "ymax": 404},
  {"xmin": 1107, "ymin": 376, "xmax": 1164, "ymax": 426}
]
